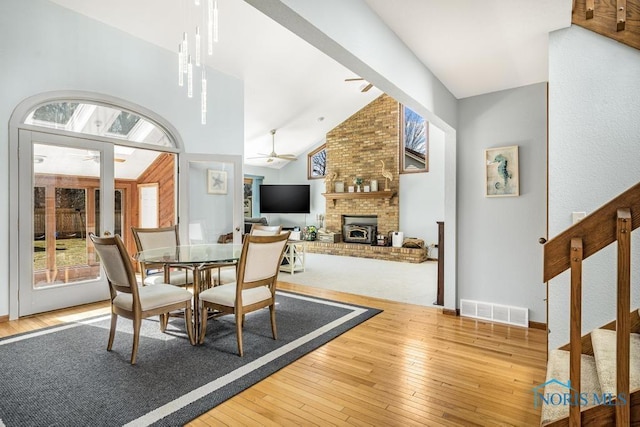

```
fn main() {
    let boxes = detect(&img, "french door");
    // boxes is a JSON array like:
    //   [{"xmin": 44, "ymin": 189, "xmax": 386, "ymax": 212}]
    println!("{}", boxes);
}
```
[
  {"xmin": 178, "ymin": 154, "xmax": 243, "ymax": 245},
  {"xmin": 17, "ymin": 130, "xmax": 114, "ymax": 316}
]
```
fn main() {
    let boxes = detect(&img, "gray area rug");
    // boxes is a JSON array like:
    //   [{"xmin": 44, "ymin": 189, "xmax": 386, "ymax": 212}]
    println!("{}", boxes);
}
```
[{"xmin": 0, "ymin": 291, "xmax": 381, "ymax": 427}]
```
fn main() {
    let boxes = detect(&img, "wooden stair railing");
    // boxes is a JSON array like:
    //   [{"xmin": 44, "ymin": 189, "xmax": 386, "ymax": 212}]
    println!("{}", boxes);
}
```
[{"xmin": 544, "ymin": 181, "xmax": 640, "ymax": 426}]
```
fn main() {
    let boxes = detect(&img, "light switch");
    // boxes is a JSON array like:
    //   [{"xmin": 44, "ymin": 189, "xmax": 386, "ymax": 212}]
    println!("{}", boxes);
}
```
[{"xmin": 572, "ymin": 212, "xmax": 587, "ymax": 224}]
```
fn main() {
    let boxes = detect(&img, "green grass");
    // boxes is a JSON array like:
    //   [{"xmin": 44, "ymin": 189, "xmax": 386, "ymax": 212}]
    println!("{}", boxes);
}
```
[{"xmin": 33, "ymin": 238, "xmax": 89, "ymax": 270}]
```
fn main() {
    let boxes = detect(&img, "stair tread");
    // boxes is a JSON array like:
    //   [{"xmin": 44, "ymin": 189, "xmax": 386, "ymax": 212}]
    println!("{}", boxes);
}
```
[
  {"xmin": 540, "ymin": 349, "xmax": 601, "ymax": 426},
  {"xmin": 591, "ymin": 328, "xmax": 640, "ymax": 396}
]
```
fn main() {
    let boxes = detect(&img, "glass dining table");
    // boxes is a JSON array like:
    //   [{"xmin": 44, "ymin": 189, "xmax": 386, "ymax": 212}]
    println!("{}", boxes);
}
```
[{"xmin": 134, "ymin": 243, "xmax": 243, "ymax": 339}]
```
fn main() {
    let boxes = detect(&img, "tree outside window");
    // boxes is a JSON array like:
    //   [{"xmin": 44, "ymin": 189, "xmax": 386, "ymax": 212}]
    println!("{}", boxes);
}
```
[
  {"xmin": 400, "ymin": 105, "xmax": 428, "ymax": 173},
  {"xmin": 307, "ymin": 144, "xmax": 326, "ymax": 179}
]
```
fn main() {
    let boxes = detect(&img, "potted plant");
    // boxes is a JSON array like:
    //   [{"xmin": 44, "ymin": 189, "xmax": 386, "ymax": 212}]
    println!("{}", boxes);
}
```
[
  {"xmin": 303, "ymin": 225, "xmax": 317, "ymax": 241},
  {"xmin": 353, "ymin": 177, "xmax": 363, "ymax": 192}
]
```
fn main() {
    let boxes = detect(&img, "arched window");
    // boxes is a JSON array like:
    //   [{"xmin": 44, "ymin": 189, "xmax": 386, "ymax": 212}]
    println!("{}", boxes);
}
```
[{"xmin": 23, "ymin": 100, "xmax": 175, "ymax": 147}]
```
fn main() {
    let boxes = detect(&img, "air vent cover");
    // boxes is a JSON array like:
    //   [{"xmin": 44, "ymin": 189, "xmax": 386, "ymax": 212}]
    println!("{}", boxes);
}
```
[{"xmin": 460, "ymin": 299, "xmax": 528, "ymax": 327}]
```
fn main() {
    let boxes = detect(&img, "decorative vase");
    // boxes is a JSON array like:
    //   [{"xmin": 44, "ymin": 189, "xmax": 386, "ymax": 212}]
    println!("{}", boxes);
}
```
[{"xmin": 357, "ymin": 185, "xmax": 361, "ymax": 192}]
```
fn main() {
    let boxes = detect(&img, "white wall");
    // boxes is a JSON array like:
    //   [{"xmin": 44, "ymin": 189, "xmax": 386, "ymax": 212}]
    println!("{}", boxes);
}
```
[
  {"xmin": 399, "ymin": 123, "xmax": 446, "ymax": 245},
  {"xmin": 457, "ymin": 83, "xmax": 548, "ymax": 323},
  {"xmin": 272, "ymin": 141, "xmax": 326, "ymax": 229},
  {"xmin": 548, "ymin": 26, "xmax": 640, "ymax": 349},
  {"xmin": 0, "ymin": 0, "xmax": 244, "ymax": 317}
]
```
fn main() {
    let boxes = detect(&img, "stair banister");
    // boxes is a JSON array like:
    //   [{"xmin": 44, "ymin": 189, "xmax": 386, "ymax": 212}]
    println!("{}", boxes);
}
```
[
  {"xmin": 570, "ymin": 237, "xmax": 583, "ymax": 425},
  {"xmin": 542, "ymin": 182, "xmax": 640, "ymax": 426},
  {"xmin": 544, "ymin": 182, "xmax": 640, "ymax": 282},
  {"xmin": 616, "ymin": 209, "xmax": 631, "ymax": 426}
]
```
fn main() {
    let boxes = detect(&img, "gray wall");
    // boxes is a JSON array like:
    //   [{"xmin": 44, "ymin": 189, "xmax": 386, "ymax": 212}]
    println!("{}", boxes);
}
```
[
  {"xmin": 0, "ymin": 0, "xmax": 244, "ymax": 316},
  {"xmin": 457, "ymin": 83, "xmax": 547, "ymax": 323},
  {"xmin": 548, "ymin": 25, "xmax": 640, "ymax": 349}
]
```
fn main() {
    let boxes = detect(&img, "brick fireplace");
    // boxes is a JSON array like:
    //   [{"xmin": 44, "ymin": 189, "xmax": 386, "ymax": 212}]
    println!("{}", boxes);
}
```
[
  {"xmin": 306, "ymin": 94, "xmax": 426, "ymax": 262},
  {"xmin": 323, "ymin": 94, "xmax": 400, "ymax": 236}
]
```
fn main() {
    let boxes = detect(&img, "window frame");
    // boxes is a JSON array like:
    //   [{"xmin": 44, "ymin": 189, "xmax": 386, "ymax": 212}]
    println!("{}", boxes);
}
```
[
  {"xmin": 307, "ymin": 143, "xmax": 327, "ymax": 180},
  {"xmin": 399, "ymin": 105, "xmax": 429, "ymax": 174}
]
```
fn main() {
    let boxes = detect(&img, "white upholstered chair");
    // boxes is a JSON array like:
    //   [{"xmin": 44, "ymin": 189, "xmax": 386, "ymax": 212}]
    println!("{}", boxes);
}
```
[
  {"xmin": 89, "ymin": 234, "xmax": 195, "ymax": 364},
  {"xmin": 131, "ymin": 225, "xmax": 193, "ymax": 286},
  {"xmin": 249, "ymin": 224, "xmax": 283, "ymax": 236},
  {"xmin": 198, "ymin": 231, "xmax": 290, "ymax": 356}
]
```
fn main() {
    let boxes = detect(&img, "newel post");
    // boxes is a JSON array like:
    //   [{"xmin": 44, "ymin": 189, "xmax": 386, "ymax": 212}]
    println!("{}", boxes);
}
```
[
  {"xmin": 570, "ymin": 237, "xmax": 583, "ymax": 426},
  {"xmin": 616, "ymin": 208, "xmax": 631, "ymax": 426}
]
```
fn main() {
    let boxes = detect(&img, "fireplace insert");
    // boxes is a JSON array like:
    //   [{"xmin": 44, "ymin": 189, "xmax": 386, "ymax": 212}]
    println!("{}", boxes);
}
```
[{"xmin": 342, "ymin": 224, "xmax": 377, "ymax": 244}]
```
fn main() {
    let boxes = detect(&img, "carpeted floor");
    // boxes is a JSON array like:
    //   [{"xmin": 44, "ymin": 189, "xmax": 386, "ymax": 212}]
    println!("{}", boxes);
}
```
[
  {"xmin": 0, "ymin": 291, "xmax": 380, "ymax": 427},
  {"xmin": 279, "ymin": 252, "xmax": 438, "ymax": 306}
]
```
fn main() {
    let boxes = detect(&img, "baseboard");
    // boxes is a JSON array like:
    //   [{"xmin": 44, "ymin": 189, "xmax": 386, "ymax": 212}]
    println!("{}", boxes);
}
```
[
  {"xmin": 528, "ymin": 320, "xmax": 547, "ymax": 331},
  {"xmin": 0, "ymin": 314, "xmax": 8, "ymax": 323},
  {"xmin": 443, "ymin": 308, "xmax": 459, "ymax": 316}
]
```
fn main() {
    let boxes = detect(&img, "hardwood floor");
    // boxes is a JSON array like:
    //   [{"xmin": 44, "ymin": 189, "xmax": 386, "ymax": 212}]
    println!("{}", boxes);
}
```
[{"xmin": 0, "ymin": 282, "xmax": 547, "ymax": 426}]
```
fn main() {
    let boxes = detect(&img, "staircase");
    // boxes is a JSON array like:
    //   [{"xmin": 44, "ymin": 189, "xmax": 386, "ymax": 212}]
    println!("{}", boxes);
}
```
[
  {"xmin": 572, "ymin": 0, "xmax": 640, "ymax": 51},
  {"xmin": 540, "ymin": 311, "xmax": 640, "ymax": 425},
  {"xmin": 541, "ymin": 182, "xmax": 640, "ymax": 425}
]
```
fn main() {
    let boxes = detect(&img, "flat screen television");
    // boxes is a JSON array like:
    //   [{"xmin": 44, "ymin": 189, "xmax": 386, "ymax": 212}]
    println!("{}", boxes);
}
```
[{"xmin": 259, "ymin": 184, "xmax": 310, "ymax": 214}]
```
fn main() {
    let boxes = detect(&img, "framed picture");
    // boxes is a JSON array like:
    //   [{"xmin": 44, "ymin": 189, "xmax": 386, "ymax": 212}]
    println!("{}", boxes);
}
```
[
  {"xmin": 485, "ymin": 145, "xmax": 519, "ymax": 197},
  {"xmin": 207, "ymin": 169, "xmax": 227, "ymax": 194}
]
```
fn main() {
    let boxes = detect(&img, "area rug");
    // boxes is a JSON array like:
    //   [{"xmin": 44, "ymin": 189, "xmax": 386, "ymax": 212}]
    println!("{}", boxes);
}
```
[{"xmin": 0, "ymin": 291, "xmax": 381, "ymax": 427}]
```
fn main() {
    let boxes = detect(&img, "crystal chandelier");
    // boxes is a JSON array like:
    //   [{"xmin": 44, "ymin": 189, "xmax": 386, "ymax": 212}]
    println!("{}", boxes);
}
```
[{"xmin": 178, "ymin": 0, "xmax": 219, "ymax": 124}]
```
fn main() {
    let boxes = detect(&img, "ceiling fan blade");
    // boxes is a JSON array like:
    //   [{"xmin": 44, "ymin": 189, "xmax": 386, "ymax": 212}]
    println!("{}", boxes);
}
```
[
  {"xmin": 275, "ymin": 154, "xmax": 297, "ymax": 160},
  {"xmin": 345, "ymin": 77, "xmax": 364, "ymax": 82},
  {"xmin": 361, "ymin": 83, "xmax": 374, "ymax": 92}
]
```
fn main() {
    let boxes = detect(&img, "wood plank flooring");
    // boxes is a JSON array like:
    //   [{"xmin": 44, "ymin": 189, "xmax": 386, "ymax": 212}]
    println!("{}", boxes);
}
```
[{"xmin": 0, "ymin": 282, "xmax": 548, "ymax": 426}]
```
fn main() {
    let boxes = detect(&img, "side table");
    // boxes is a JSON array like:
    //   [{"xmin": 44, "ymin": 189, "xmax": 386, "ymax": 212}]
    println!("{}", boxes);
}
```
[{"xmin": 279, "ymin": 240, "xmax": 305, "ymax": 274}]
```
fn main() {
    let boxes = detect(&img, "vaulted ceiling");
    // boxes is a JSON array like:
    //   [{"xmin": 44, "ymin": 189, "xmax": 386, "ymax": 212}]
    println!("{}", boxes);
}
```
[{"xmin": 49, "ymin": 0, "xmax": 571, "ymax": 168}]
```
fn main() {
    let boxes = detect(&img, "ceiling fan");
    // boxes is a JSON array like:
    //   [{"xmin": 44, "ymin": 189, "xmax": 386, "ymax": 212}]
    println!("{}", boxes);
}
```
[
  {"xmin": 70, "ymin": 152, "xmax": 126, "ymax": 163},
  {"xmin": 345, "ymin": 77, "xmax": 373, "ymax": 92},
  {"xmin": 248, "ymin": 129, "xmax": 297, "ymax": 163}
]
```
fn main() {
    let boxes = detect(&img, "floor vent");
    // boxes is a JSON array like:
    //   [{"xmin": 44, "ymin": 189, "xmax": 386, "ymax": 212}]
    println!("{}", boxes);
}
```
[{"xmin": 460, "ymin": 299, "xmax": 528, "ymax": 327}]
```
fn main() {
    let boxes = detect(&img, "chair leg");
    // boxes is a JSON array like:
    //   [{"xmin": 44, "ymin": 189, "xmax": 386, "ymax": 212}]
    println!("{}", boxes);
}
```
[
  {"xmin": 241, "ymin": 313, "xmax": 246, "ymax": 327},
  {"xmin": 131, "ymin": 317, "xmax": 142, "ymax": 365},
  {"xmin": 159, "ymin": 313, "xmax": 169, "ymax": 332},
  {"xmin": 107, "ymin": 312, "xmax": 118, "ymax": 351},
  {"xmin": 184, "ymin": 303, "xmax": 195, "ymax": 345},
  {"xmin": 236, "ymin": 312, "xmax": 244, "ymax": 357},
  {"xmin": 199, "ymin": 303, "xmax": 209, "ymax": 345},
  {"xmin": 269, "ymin": 304, "xmax": 277, "ymax": 340}
]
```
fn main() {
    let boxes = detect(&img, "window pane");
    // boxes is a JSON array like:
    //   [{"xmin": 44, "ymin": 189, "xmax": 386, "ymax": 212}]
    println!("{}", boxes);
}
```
[
  {"xmin": 308, "ymin": 146, "xmax": 326, "ymax": 179},
  {"xmin": 25, "ymin": 102, "xmax": 173, "ymax": 147},
  {"xmin": 108, "ymin": 112, "xmax": 141, "ymax": 135},
  {"xmin": 402, "ymin": 106, "xmax": 428, "ymax": 172},
  {"xmin": 32, "ymin": 102, "xmax": 79, "ymax": 125}
]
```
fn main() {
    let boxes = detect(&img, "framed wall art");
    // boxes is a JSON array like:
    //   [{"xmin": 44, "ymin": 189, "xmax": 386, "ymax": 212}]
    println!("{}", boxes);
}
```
[
  {"xmin": 485, "ymin": 145, "xmax": 519, "ymax": 197},
  {"xmin": 207, "ymin": 169, "xmax": 227, "ymax": 194}
]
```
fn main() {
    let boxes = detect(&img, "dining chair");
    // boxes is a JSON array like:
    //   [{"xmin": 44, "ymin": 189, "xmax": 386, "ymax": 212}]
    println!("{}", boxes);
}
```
[
  {"xmin": 249, "ymin": 224, "xmax": 283, "ymax": 236},
  {"xmin": 198, "ymin": 231, "xmax": 291, "ymax": 356},
  {"xmin": 131, "ymin": 225, "xmax": 193, "ymax": 286},
  {"xmin": 89, "ymin": 234, "xmax": 195, "ymax": 364},
  {"xmin": 215, "ymin": 224, "xmax": 284, "ymax": 286}
]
